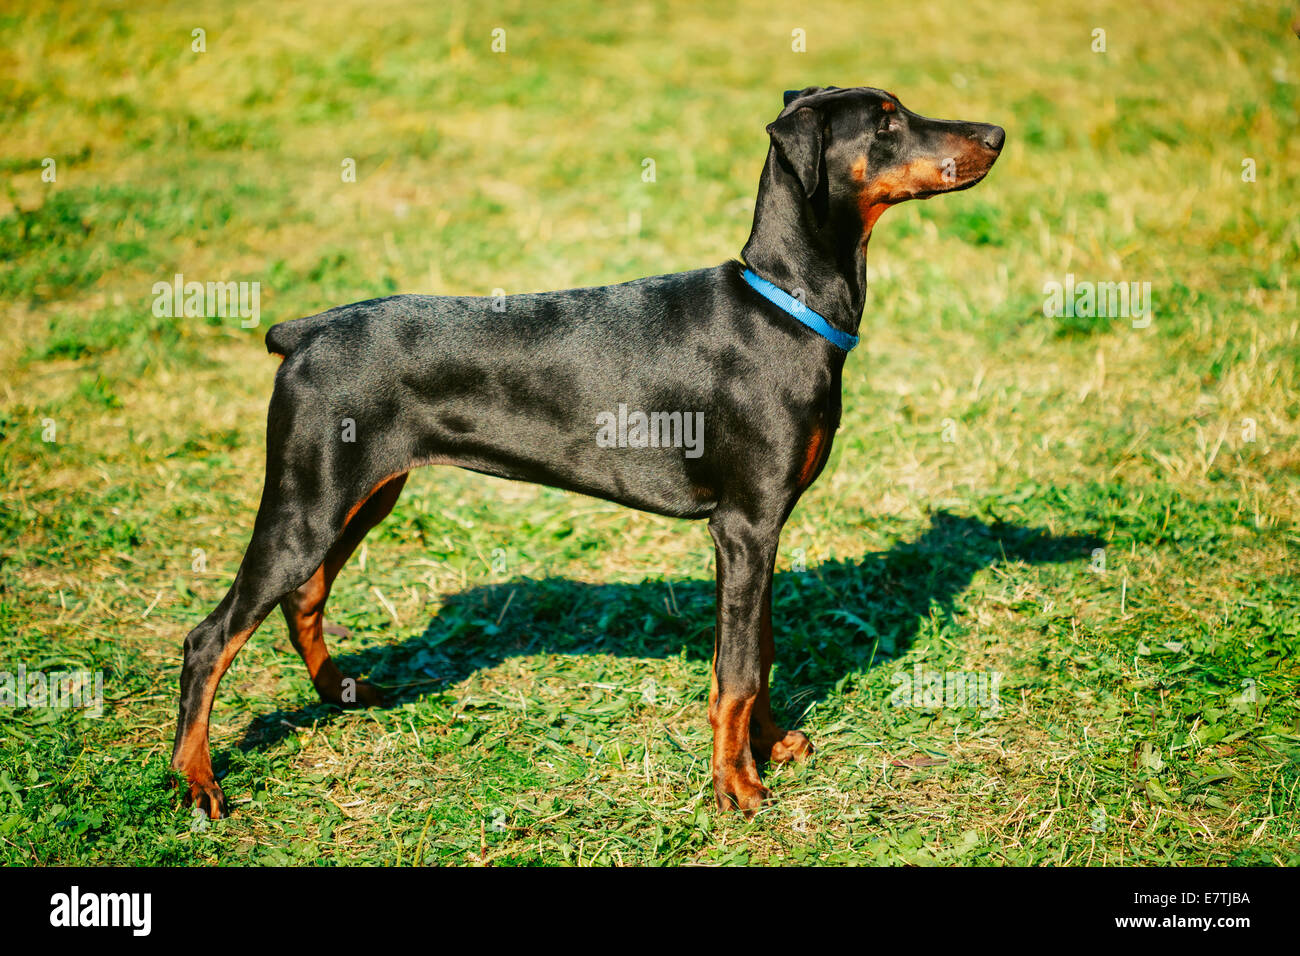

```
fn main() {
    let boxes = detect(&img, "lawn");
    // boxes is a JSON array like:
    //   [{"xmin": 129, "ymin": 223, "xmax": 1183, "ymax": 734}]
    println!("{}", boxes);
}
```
[{"xmin": 0, "ymin": 0, "xmax": 1296, "ymax": 865}]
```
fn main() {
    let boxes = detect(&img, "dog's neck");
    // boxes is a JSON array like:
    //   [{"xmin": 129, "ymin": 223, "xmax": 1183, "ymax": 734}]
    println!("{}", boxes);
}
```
[{"xmin": 740, "ymin": 150, "xmax": 869, "ymax": 343}]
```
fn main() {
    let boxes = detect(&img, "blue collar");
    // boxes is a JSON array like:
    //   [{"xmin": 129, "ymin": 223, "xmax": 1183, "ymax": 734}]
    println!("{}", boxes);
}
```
[{"xmin": 741, "ymin": 268, "xmax": 859, "ymax": 352}]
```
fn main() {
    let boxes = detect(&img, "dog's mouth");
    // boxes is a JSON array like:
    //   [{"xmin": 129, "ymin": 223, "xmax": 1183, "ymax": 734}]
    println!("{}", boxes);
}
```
[
  {"xmin": 853, "ymin": 130, "xmax": 1003, "ymax": 236},
  {"xmin": 916, "ymin": 158, "xmax": 998, "ymax": 199},
  {"xmin": 892, "ymin": 154, "xmax": 1000, "ymax": 203},
  {"xmin": 929, "ymin": 131, "xmax": 1003, "ymax": 196}
]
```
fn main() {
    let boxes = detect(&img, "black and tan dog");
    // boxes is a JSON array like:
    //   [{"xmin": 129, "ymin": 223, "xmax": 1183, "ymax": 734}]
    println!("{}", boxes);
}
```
[{"xmin": 173, "ymin": 85, "xmax": 1004, "ymax": 818}]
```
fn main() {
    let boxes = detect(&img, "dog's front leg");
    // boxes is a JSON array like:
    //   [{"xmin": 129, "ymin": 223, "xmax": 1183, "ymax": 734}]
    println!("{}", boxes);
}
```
[{"xmin": 707, "ymin": 509, "xmax": 782, "ymax": 815}]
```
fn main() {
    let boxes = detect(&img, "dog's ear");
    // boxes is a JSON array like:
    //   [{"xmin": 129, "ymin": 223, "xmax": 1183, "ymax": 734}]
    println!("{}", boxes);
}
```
[
  {"xmin": 783, "ymin": 86, "xmax": 819, "ymax": 107},
  {"xmin": 766, "ymin": 106, "xmax": 824, "ymax": 198},
  {"xmin": 783, "ymin": 85, "xmax": 841, "ymax": 107}
]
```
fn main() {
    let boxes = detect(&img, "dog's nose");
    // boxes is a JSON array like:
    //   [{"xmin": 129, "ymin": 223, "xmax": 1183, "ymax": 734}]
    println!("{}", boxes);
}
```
[{"xmin": 982, "ymin": 125, "xmax": 1005, "ymax": 151}]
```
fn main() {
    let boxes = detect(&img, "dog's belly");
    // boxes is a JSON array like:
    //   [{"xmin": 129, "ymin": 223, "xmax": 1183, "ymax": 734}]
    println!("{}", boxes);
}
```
[{"xmin": 406, "ymin": 386, "xmax": 719, "ymax": 519}]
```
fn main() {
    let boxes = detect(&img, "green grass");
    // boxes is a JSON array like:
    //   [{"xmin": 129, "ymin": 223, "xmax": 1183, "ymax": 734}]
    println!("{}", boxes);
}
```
[{"xmin": 1, "ymin": 0, "xmax": 1297, "ymax": 866}]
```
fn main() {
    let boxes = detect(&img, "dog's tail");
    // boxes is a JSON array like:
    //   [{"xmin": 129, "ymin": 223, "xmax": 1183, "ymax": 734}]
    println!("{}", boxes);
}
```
[
  {"xmin": 266, "ymin": 296, "xmax": 401, "ymax": 357},
  {"xmin": 265, "ymin": 318, "xmax": 308, "ymax": 358}
]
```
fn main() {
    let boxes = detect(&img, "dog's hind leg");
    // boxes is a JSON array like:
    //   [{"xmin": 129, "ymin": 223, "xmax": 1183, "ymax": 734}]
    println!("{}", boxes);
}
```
[
  {"xmin": 170, "ymin": 494, "xmax": 344, "ymax": 818},
  {"xmin": 280, "ymin": 472, "xmax": 408, "ymax": 707},
  {"xmin": 170, "ymin": 369, "xmax": 408, "ymax": 818}
]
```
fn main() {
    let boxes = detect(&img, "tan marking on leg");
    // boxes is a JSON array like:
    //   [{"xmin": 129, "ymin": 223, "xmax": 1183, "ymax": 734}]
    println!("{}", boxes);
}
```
[
  {"xmin": 711, "ymin": 691, "xmax": 769, "ymax": 815},
  {"xmin": 172, "ymin": 626, "xmax": 254, "ymax": 818},
  {"xmin": 284, "ymin": 472, "xmax": 407, "ymax": 706}
]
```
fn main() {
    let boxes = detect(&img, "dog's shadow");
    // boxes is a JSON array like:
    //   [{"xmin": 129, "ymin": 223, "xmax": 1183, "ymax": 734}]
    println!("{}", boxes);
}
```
[{"xmin": 235, "ymin": 510, "xmax": 1100, "ymax": 754}]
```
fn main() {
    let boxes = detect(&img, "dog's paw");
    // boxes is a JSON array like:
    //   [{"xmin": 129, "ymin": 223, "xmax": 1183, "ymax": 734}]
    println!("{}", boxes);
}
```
[
  {"xmin": 767, "ymin": 729, "xmax": 814, "ymax": 764},
  {"xmin": 750, "ymin": 728, "xmax": 814, "ymax": 765},
  {"xmin": 317, "ymin": 675, "xmax": 386, "ymax": 708},
  {"xmin": 176, "ymin": 770, "xmax": 228, "ymax": 820},
  {"xmin": 713, "ymin": 772, "xmax": 772, "ymax": 818},
  {"xmin": 347, "ymin": 679, "xmax": 386, "ymax": 708}
]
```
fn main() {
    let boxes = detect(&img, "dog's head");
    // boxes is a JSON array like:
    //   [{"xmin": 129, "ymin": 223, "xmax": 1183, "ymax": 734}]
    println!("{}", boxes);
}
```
[{"xmin": 767, "ymin": 85, "xmax": 1004, "ymax": 239}]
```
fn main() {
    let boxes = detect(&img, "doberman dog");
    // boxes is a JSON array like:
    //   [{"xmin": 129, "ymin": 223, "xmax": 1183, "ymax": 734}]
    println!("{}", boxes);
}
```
[{"xmin": 172, "ymin": 85, "xmax": 1004, "ymax": 818}]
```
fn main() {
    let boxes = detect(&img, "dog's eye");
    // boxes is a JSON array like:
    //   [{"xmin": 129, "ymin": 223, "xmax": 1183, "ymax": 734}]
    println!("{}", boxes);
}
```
[{"xmin": 877, "ymin": 114, "xmax": 899, "ymax": 135}]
